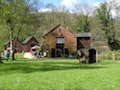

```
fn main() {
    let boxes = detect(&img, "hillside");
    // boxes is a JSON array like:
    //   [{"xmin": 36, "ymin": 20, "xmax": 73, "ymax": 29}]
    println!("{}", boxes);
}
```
[{"xmin": 0, "ymin": 11, "xmax": 120, "ymax": 51}]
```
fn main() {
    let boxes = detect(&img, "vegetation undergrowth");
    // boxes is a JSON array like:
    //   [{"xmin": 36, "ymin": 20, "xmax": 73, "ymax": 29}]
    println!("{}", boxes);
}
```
[{"xmin": 99, "ymin": 50, "xmax": 120, "ymax": 60}]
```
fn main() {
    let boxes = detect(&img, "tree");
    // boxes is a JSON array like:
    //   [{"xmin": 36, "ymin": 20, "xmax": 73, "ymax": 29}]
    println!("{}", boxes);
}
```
[
  {"xmin": 73, "ymin": 4, "xmax": 93, "ymax": 32},
  {"xmin": 0, "ymin": 0, "xmax": 38, "ymax": 60},
  {"xmin": 96, "ymin": 2, "xmax": 120, "ymax": 50}
]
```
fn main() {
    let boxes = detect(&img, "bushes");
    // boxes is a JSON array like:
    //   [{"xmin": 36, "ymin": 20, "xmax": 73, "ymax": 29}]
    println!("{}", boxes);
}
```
[{"xmin": 99, "ymin": 50, "xmax": 120, "ymax": 60}]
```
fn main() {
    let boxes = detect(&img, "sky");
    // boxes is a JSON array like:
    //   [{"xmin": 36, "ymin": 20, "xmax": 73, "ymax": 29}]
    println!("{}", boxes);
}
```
[
  {"xmin": 39, "ymin": 0, "xmax": 120, "ymax": 17},
  {"xmin": 42, "ymin": 0, "xmax": 105, "ymax": 9}
]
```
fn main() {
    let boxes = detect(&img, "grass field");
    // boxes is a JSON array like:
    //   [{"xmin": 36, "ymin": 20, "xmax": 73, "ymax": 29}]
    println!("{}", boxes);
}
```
[{"xmin": 0, "ymin": 56, "xmax": 120, "ymax": 90}]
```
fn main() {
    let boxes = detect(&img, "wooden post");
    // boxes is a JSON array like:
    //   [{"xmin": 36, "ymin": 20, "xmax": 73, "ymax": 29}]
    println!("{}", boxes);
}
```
[
  {"xmin": 96, "ymin": 51, "xmax": 99, "ymax": 62},
  {"xmin": 112, "ymin": 53, "xmax": 115, "ymax": 61}
]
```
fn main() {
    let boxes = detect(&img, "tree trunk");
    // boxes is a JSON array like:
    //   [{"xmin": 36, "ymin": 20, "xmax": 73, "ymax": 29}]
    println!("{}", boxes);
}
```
[
  {"xmin": 10, "ymin": 27, "xmax": 15, "ymax": 60},
  {"xmin": 11, "ymin": 49, "xmax": 15, "ymax": 60}
]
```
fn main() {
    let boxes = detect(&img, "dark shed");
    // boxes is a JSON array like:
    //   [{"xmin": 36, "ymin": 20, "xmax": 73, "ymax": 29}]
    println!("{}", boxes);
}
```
[
  {"xmin": 75, "ymin": 32, "xmax": 91, "ymax": 50},
  {"xmin": 75, "ymin": 32, "xmax": 92, "ymax": 63}
]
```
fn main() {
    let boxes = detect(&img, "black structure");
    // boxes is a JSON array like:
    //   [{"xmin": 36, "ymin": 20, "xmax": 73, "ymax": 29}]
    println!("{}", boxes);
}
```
[{"xmin": 88, "ymin": 48, "xmax": 96, "ymax": 63}]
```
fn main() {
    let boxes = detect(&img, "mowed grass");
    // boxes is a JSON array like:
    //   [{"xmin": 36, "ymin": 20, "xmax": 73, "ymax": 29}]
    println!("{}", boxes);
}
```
[{"xmin": 1, "ymin": 57, "xmax": 120, "ymax": 90}]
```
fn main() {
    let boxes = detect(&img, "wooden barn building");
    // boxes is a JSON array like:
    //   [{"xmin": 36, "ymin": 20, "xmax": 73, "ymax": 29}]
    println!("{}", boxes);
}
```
[
  {"xmin": 75, "ymin": 32, "xmax": 97, "ymax": 63},
  {"xmin": 4, "ymin": 36, "xmax": 39, "ymax": 52},
  {"xmin": 75, "ymin": 32, "xmax": 91, "ymax": 50},
  {"xmin": 22, "ymin": 36, "xmax": 39, "ymax": 52},
  {"xmin": 4, "ymin": 39, "xmax": 23, "ymax": 52},
  {"xmin": 43, "ymin": 25, "xmax": 76, "ymax": 57}
]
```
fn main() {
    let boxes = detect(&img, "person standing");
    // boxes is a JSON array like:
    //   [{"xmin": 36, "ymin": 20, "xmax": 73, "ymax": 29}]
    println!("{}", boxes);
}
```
[{"xmin": 6, "ymin": 50, "xmax": 10, "ymax": 61}]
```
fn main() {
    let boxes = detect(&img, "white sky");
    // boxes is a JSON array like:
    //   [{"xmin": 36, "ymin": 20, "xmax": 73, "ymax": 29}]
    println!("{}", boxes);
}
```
[{"xmin": 39, "ymin": 0, "xmax": 120, "ymax": 17}]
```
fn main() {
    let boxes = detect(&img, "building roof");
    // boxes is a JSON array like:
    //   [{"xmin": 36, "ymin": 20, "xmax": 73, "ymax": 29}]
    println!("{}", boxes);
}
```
[
  {"xmin": 43, "ymin": 24, "xmax": 73, "ymax": 38},
  {"xmin": 4, "ymin": 39, "xmax": 21, "ymax": 45},
  {"xmin": 4, "ymin": 39, "xmax": 12, "ymax": 45},
  {"xmin": 43, "ymin": 24, "xmax": 61, "ymax": 38},
  {"xmin": 5, "ymin": 36, "xmax": 38, "ymax": 46},
  {"xmin": 22, "ymin": 36, "xmax": 34, "ymax": 44},
  {"xmin": 75, "ymin": 32, "xmax": 91, "ymax": 37}
]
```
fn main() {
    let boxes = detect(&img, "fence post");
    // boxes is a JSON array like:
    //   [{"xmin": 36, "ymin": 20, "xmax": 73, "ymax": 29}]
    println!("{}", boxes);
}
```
[{"xmin": 112, "ymin": 53, "xmax": 115, "ymax": 61}]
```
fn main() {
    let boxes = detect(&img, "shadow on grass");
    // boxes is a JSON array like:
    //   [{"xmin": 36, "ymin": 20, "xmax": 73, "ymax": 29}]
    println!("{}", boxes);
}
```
[{"xmin": 0, "ymin": 60, "xmax": 106, "ymax": 75}]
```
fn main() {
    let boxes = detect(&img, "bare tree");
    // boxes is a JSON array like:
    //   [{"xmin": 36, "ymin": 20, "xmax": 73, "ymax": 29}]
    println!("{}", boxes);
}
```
[{"xmin": 73, "ymin": 4, "xmax": 94, "ymax": 32}]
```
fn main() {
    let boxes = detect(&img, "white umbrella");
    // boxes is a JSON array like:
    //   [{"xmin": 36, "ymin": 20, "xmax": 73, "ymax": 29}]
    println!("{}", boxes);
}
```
[
  {"xmin": 6, "ymin": 47, "xmax": 11, "ymax": 50},
  {"xmin": 31, "ymin": 45, "xmax": 40, "ymax": 50}
]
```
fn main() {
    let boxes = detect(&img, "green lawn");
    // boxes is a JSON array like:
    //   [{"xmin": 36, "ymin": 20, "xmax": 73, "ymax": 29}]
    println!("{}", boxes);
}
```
[{"xmin": 0, "ymin": 57, "xmax": 120, "ymax": 90}]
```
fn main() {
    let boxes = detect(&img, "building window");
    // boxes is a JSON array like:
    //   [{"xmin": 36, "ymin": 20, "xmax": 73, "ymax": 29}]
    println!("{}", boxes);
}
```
[{"xmin": 56, "ymin": 37, "xmax": 64, "ymax": 44}]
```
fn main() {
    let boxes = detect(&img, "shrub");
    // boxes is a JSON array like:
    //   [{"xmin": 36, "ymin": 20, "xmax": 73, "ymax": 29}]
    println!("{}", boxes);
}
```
[{"xmin": 99, "ymin": 50, "xmax": 120, "ymax": 60}]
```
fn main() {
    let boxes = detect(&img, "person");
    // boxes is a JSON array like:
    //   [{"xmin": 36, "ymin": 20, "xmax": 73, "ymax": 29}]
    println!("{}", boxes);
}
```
[
  {"xmin": 30, "ymin": 49, "xmax": 33, "ymax": 54},
  {"xmin": 6, "ymin": 50, "xmax": 10, "ymax": 61},
  {"xmin": 31, "ymin": 49, "xmax": 37, "ymax": 59},
  {"xmin": 0, "ymin": 51, "xmax": 3, "ymax": 63},
  {"xmin": 1, "ymin": 51, "xmax": 4, "ymax": 59}
]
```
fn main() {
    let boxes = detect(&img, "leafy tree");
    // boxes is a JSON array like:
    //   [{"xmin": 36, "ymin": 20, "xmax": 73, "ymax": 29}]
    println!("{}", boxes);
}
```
[
  {"xmin": 0, "ymin": 0, "xmax": 38, "ymax": 60},
  {"xmin": 97, "ymin": 2, "xmax": 120, "ymax": 50},
  {"xmin": 74, "ymin": 15, "xmax": 90, "ymax": 32}
]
